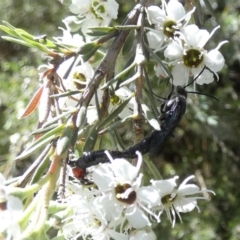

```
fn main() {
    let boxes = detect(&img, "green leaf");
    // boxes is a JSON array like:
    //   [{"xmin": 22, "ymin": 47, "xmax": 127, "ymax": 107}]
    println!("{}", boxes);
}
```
[
  {"xmin": 1, "ymin": 21, "xmax": 16, "ymax": 29},
  {"xmin": 30, "ymin": 124, "xmax": 59, "ymax": 135},
  {"xmin": 50, "ymin": 90, "xmax": 81, "ymax": 98},
  {"xmin": 143, "ymin": 67, "xmax": 161, "ymax": 120},
  {"xmin": 0, "ymin": 22, "xmax": 51, "ymax": 53},
  {"xmin": 18, "ymin": 33, "xmax": 50, "ymax": 53},
  {"xmin": 42, "ymin": 109, "xmax": 76, "ymax": 128},
  {"xmin": 202, "ymin": 0, "xmax": 215, "ymax": 17},
  {"xmin": 122, "ymin": 30, "xmax": 135, "ymax": 56},
  {"xmin": 144, "ymin": 42, "xmax": 173, "ymax": 80},
  {"xmin": 87, "ymin": 26, "xmax": 116, "ymax": 36},
  {"xmin": 76, "ymin": 105, "xmax": 87, "ymax": 128},
  {"xmin": 0, "ymin": 25, "xmax": 20, "ymax": 38},
  {"xmin": 98, "ymin": 115, "xmax": 133, "ymax": 135},
  {"xmin": 16, "ymin": 28, "xmax": 35, "ymax": 41},
  {"xmin": 100, "ymin": 62, "xmax": 136, "ymax": 90},
  {"xmin": 97, "ymin": 93, "xmax": 134, "ymax": 129},
  {"xmin": 83, "ymin": 122, "xmax": 100, "ymax": 152},
  {"xmin": 56, "ymin": 122, "xmax": 75, "ymax": 156},
  {"xmin": 119, "ymin": 72, "xmax": 140, "ymax": 87},
  {"xmin": 76, "ymin": 41, "xmax": 100, "ymax": 55},
  {"xmin": 30, "ymin": 149, "xmax": 51, "ymax": 184},
  {"xmin": 15, "ymin": 124, "xmax": 65, "ymax": 160},
  {"xmin": 82, "ymin": 45, "xmax": 101, "ymax": 62},
  {"xmin": 1, "ymin": 36, "xmax": 34, "ymax": 48},
  {"xmin": 114, "ymin": 25, "xmax": 139, "ymax": 30}
]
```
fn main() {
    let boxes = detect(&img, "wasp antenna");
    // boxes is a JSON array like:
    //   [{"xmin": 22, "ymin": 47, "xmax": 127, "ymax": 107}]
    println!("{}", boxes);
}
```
[
  {"xmin": 187, "ymin": 91, "xmax": 219, "ymax": 101},
  {"xmin": 184, "ymin": 66, "xmax": 207, "ymax": 88}
]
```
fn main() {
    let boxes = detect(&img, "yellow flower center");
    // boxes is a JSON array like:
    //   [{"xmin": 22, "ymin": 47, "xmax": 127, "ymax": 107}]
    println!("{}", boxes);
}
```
[
  {"xmin": 115, "ymin": 183, "xmax": 136, "ymax": 204},
  {"xmin": 110, "ymin": 95, "xmax": 120, "ymax": 105},
  {"xmin": 161, "ymin": 193, "xmax": 177, "ymax": 205},
  {"xmin": 72, "ymin": 72, "xmax": 86, "ymax": 90},
  {"xmin": 183, "ymin": 49, "xmax": 203, "ymax": 68},
  {"xmin": 163, "ymin": 20, "xmax": 178, "ymax": 38}
]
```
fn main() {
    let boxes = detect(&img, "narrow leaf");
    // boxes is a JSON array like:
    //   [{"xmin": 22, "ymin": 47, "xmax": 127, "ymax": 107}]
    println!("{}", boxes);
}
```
[
  {"xmin": 114, "ymin": 25, "xmax": 139, "ymax": 30},
  {"xmin": 83, "ymin": 122, "xmax": 99, "ymax": 152},
  {"xmin": 49, "ymin": 90, "xmax": 81, "ymax": 98},
  {"xmin": 19, "ymin": 86, "xmax": 44, "ymax": 118},
  {"xmin": 1, "ymin": 21, "xmax": 16, "ymax": 29},
  {"xmin": 87, "ymin": 27, "xmax": 116, "ymax": 36},
  {"xmin": 56, "ymin": 122, "xmax": 75, "ymax": 156},
  {"xmin": 16, "ymin": 29, "xmax": 34, "ymax": 41},
  {"xmin": 76, "ymin": 41, "xmax": 100, "ymax": 55},
  {"xmin": 144, "ymin": 42, "xmax": 173, "ymax": 79},
  {"xmin": 19, "ymin": 34, "xmax": 50, "ymax": 53},
  {"xmin": 119, "ymin": 72, "xmax": 140, "ymax": 87},
  {"xmin": 100, "ymin": 62, "xmax": 136, "ymax": 90},
  {"xmin": 82, "ymin": 45, "xmax": 101, "ymax": 62},
  {"xmin": 1, "ymin": 36, "xmax": 34, "ymax": 48},
  {"xmin": 97, "ymin": 93, "xmax": 134, "ymax": 129},
  {"xmin": 42, "ymin": 109, "xmax": 77, "ymax": 128},
  {"xmin": 30, "ymin": 124, "xmax": 59, "ymax": 135},
  {"xmin": 202, "ymin": 0, "xmax": 215, "ymax": 17},
  {"xmin": 15, "ymin": 124, "xmax": 65, "ymax": 161},
  {"xmin": 98, "ymin": 115, "xmax": 133, "ymax": 135},
  {"xmin": 0, "ymin": 25, "xmax": 20, "ymax": 38},
  {"xmin": 38, "ymin": 80, "xmax": 51, "ymax": 124}
]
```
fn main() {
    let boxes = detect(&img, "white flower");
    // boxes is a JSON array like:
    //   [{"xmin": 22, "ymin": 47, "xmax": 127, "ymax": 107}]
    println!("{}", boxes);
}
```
[
  {"xmin": 92, "ymin": 152, "xmax": 160, "ymax": 229},
  {"xmin": 0, "ymin": 174, "xmax": 23, "ymax": 239},
  {"xmin": 69, "ymin": 0, "xmax": 119, "ymax": 35},
  {"xmin": 146, "ymin": 0, "xmax": 195, "ymax": 51},
  {"xmin": 57, "ymin": 61, "xmax": 102, "ymax": 125},
  {"xmin": 151, "ymin": 175, "xmax": 214, "ymax": 227},
  {"xmin": 54, "ymin": 27, "xmax": 85, "ymax": 49},
  {"xmin": 62, "ymin": 181, "xmax": 128, "ymax": 240},
  {"xmin": 164, "ymin": 24, "xmax": 226, "ymax": 85}
]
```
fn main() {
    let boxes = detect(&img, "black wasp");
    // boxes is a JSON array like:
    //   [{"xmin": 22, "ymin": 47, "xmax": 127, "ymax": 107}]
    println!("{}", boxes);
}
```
[{"xmin": 71, "ymin": 85, "xmax": 187, "ymax": 170}]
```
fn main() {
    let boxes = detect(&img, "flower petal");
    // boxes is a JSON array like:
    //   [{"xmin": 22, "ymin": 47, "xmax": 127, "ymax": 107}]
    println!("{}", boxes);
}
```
[
  {"xmin": 172, "ymin": 65, "xmax": 189, "ymax": 86},
  {"xmin": 164, "ymin": 41, "xmax": 183, "ymax": 60},
  {"xmin": 146, "ymin": 30, "xmax": 165, "ymax": 49},
  {"xmin": 111, "ymin": 159, "xmax": 139, "ymax": 182},
  {"xmin": 167, "ymin": 0, "xmax": 185, "ymax": 21},
  {"xmin": 92, "ymin": 165, "xmax": 114, "ymax": 190},
  {"xmin": 137, "ymin": 186, "xmax": 160, "ymax": 207},
  {"xmin": 205, "ymin": 49, "xmax": 225, "ymax": 72},
  {"xmin": 151, "ymin": 176, "xmax": 178, "ymax": 196},
  {"xmin": 146, "ymin": 6, "xmax": 164, "ymax": 25},
  {"xmin": 195, "ymin": 69, "xmax": 214, "ymax": 85},
  {"xmin": 126, "ymin": 206, "xmax": 150, "ymax": 229}
]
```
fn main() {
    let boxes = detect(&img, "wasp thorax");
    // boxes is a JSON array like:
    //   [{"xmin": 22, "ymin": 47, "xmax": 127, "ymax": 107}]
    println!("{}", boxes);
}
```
[
  {"xmin": 163, "ymin": 20, "xmax": 178, "ymax": 38},
  {"xmin": 115, "ymin": 183, "xmax": 136, "ymax": 205},
  {"xmin": 183, "ymin": 49, "xmax": 203, "ymax": 68},
  {"xmin": 161, "ymin": 193, "xmax": 177, "ymax": 205}
]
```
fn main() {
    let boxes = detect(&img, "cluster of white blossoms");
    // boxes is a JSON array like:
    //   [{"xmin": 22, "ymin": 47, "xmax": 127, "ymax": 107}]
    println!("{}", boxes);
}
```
[
  {"xmin": 146, "ymin": 0, "xmax": 227, "ymax": 86},
  {"xmin": 50, "ymin": 2, "xmax": 219, "ymax": 239},
  {"xmin": 62, "ymin": 152, "xmax": 213, "ymax": 239},
  {"xmin": 62, "ymin": 0, "xmax": 119, "ymax": 36}
]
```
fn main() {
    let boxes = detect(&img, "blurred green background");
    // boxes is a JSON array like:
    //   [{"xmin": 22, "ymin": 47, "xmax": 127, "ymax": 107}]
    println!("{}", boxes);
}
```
[{"xmin": 0, "ymin": 0, "xmax": 239, "ymax": 239}]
